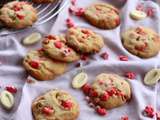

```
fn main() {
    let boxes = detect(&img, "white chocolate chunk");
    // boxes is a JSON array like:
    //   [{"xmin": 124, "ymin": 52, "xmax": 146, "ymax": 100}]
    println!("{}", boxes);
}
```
[
  {"xmin": 130, "ymin": 10, "xmax": 147, "ymax": 20},
  {"xmin": 144, "ymin": 69, "xmax": 160, "ymax": 86},
  {"xmin": 0, "ymin": 90, "xmax": 14, "ymax": 110},
  {"xmin": 72, "ymin": 72, "xmax": 88, "ymax": 89},
  {"xmin": 23, "ymin": 32, "xmax": 42, "ymax": 45}
]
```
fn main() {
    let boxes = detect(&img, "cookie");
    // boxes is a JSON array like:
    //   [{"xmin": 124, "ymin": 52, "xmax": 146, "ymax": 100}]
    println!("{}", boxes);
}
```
[
  {"xmin": 42, "ymin": 35, "xmax": 80, "ymax": 62},
  {"xmin": 32, "ymin": 0, "xmax": 57, "ymax": 3},
  {"xmin": 0, "ymin": 1, "xmax": 37, "ymax": 29},
  {"xmin": 89, "ymin": 73, "xmax": 131, "ymax": 109},
  {"xmin": 23, "ymin": 50, "xmax": 67, "ymax": 81},
  {"xmin": 84, "ymin": 3, "xmax": 120, "ymax": 29},
  {"xmin": 32, "ymin": 89, "xmax": 79, "ymax": 120},
  {"xmin": 122, "ymin": 27, "xmax": 160, "ymax": 58},
  {"xmin": 66, "ymin": 27, "xmax": 104, "ymax": 53}
]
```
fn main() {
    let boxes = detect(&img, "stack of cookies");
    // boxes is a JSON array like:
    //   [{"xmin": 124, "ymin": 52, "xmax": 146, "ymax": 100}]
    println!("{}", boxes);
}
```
[{"xmin": 23, "ymin": 27, "xmax": 104, "ymax": 81}]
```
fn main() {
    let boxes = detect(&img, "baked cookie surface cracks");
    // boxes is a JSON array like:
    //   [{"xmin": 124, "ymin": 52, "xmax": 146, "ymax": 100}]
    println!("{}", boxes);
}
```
[
  {"xmin": 0, "ymin": 1, "xmax": 37, "ymax": 29},
  {"xmin": 66, "ymin": 27, "xmax": 104, "ymax": 53},
  {"xmin": 32, "ymin": 89, "xmax": 80, "ymax": 120},
  {"xmin": 23, "ymin": 50, "xmax": 67, "ymax": 81},
  {"xmin": 42, "ymin": 35, "xmax": 80, "ymax": 62},
  {"xmin": 84, "ymin": 3, "xmax": 120, "ymax": 29},
  {"xmin": 90, "ymin": 73, "xmax": 131, "ymax": 109},
  {"xmin": 122, "ymin": 27, "xmax": 160, "ymax": 58}
]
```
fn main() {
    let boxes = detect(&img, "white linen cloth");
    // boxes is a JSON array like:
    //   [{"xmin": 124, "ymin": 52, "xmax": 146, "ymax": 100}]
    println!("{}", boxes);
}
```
[{"xmin": 0, "ymin": 0, "xmax": 160, "ymax": 120}]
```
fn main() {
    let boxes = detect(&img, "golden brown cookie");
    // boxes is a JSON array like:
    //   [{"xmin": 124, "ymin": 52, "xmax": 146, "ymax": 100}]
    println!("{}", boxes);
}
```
[
  {"xmin": 42, "ymin": 35, "xmax": 80, "ymax": 63},
  {"xmin": 0, "ymin": 1, "xmax": 37, "ymax": 29},
  {"xmin": 122, "ymin": 27, "xmax": 160, "ymax": 58},
  {"xmin": 23, "ymin": 50, "xmax": 67, "ymax": 81},
  {"xmin": 66, "ymin": 27, "xmax": 104, "ymax": 53},
  {"xmin": 84, "ymin": 3, "xmax": 120, "ymax": 29},
  {"xmin": 32, "ymin": 89, "xmax": 80, "ymax": 120},
  {"xmin": 89, "ymin": 73, "xmax": 131, "ymax": 109},
  {"xmin": 32, "ymin": 0, "xmax": 57, "ymax": 3}
]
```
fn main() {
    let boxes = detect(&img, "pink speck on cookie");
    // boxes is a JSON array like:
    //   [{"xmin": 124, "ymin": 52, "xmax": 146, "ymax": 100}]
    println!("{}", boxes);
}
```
[
  {"xmin": 82, "ymin": 83, "xmax": 91, "ymax": 95},
  {"xmin": 89, "ymin": 89, "xmax": 98, "ymax": 97},
  {"xmin": 29, "ymin": 61, "xmax": 39, "ymax": 69},
  {"xmin": 61, "ymin": 100, "xmax": 73, "ymax": 110},
  {"xmin": 54, "ymin": 41, "xmax": 62, "ymax": 49},
  {"xmin": 42, "ymin": 106, "xmax": 54, "ymax": 115},
  {"xmin": 100, "ymin": 92, "xmax": 110, "ymax": 101}
]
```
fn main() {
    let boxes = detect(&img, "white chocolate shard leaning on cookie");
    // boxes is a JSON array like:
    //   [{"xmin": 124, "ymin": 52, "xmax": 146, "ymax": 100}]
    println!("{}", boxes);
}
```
[{"xmin": 72, "ymin": 72, "xmax": 88, "ymax": 89}]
